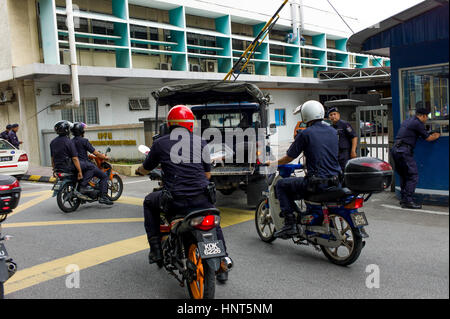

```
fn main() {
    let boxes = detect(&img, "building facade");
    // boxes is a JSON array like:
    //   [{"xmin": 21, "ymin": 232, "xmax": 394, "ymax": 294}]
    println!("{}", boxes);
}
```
[{"xmin": 0, "ymin": 0, "xmax": 389, "ymax": 166}]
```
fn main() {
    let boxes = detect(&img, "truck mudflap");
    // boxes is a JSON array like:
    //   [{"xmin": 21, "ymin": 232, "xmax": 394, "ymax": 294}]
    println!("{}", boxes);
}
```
[{"xmin": 247, "ymin": 175, "xmax": 268, "ymax": 207}]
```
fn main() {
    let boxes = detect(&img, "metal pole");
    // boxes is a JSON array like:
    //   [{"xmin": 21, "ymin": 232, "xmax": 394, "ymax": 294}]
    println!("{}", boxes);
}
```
[{"xmin": 66, "ymin": 0, "xmax": 80, "ymax": 108}]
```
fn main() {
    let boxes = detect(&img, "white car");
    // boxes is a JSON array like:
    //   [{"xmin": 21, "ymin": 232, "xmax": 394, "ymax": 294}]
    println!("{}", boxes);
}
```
[{"xmin": 0, "ymin": 138, "xmax": 29, "ymax": 178}]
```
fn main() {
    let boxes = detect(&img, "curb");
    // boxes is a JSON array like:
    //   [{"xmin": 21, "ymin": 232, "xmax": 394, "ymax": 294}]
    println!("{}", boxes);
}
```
[{"xmin": 20, "ymin": 175, "xmax": 57, "ymax": 183}]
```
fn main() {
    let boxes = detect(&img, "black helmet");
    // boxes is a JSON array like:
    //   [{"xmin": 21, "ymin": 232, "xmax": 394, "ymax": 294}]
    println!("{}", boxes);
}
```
[
  {"xmin": 71, "ymin": 122, "xmax": 86, "ymax": 136},
  {"xmin": 54, "ymin": 120, "xmax": 72, "ymax": 136}
]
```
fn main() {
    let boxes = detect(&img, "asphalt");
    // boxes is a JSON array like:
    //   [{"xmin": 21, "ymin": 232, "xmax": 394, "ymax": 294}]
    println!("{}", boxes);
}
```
[{"xmin": 1, "ymin": 178, "xmax": 448, "ymax": 299}]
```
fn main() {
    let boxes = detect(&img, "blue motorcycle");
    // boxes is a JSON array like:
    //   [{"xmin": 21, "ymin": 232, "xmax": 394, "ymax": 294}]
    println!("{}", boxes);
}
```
[{"xmin": 255, "ymin": 159, "xmax": 392, "ymax": 266}]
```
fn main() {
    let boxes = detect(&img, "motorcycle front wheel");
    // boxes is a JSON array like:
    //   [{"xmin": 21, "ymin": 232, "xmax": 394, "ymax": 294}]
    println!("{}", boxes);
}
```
[
  {"xmin": 186, "ymin": 242, "xmax": 215, "ymax": 299},
  {"xmin": 107, "ymin": 175, "xmax": 123, "ymax": 201},
  {"xmin": 56, "ymin": 183, "xmax": 80, "ymax": 213},
  {"xmin": 255, "ymin": 199, "xmax": 276, "ymax": 243},
  {"xmin": 320, "ymin": 213, "xmax": 363, "ymax": 266}
]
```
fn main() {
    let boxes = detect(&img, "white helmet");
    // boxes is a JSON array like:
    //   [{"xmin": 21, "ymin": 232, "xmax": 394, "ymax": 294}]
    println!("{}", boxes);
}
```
[{"xmin": 298, "ymin": 100, "xmax": 325, "ymax": 124}]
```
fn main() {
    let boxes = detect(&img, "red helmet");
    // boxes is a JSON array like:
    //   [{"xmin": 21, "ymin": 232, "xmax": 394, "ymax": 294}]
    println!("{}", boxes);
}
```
[{"xmin": 167, "ymin": 105, "xmax": 195, "ymax": 132}]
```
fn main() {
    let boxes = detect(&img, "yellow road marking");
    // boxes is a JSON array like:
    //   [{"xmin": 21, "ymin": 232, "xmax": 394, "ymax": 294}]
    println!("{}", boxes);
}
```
[
  {"xmin": 8, "ymin": 191, "xmax": 52, "ymax": 218},
  {"xmin": 4, "ymin": 206, "xmax": 255, "ymax": 296},
  {"xmin": 21, "ymin": 190, "xmax": 52, "ymax": 198},
  {"xmin": 28, "ymin": 175, "xmax": 42, "ymax": 182},
  {"xmin": 5, "ymin": 235, "xmax": 149, "ymax": 295},
  {"xmin": 2, "ymin": 218, "xmax": 144, "ymax": 228},
  {"xmin": 116, "ymin": 196, "xmax": 143, "ymax": 206}
]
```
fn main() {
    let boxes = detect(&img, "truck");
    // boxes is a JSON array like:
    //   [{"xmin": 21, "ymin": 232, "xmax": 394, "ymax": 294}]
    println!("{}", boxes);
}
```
[{"xmin": 151, "ymin": 81, "xmax": 276, "ymax": 207}]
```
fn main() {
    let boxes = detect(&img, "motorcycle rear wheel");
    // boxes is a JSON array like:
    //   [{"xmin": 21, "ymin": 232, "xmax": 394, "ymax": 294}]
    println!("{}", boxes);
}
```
[
  {"xmin": 320, "ymin": 214, "xmax": 363, "ymax": 266},
  {"xmin": 186, "ymin": 243, "xmax": 215, "ymax": 299},
  {"xmin": 56, "ymin": 183, "xmax": 80, "ymax": 213}
]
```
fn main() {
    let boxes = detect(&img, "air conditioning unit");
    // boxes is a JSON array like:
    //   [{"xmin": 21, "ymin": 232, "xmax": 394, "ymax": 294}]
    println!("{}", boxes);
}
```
[
  {"xmin": 205, "ymin": 60, "xmax": 217, "ymax": 73},
  {"xmin": 59, "ymin": 83, "xmax": 72, "ymax": 95},
  {"xmin": 160, "ymin": 63, "xmax": 172, "ymax": 71},
  {"xmin": 0, "ymin": 90, "xmax": 14, "ymax": 104},
  {"xmin": 243, "ymin": 65, "xmax": 254, "ymax": 74},
  {"xmin": 190, "ymin": 64, "xmax": 201, "ymax": 72}
]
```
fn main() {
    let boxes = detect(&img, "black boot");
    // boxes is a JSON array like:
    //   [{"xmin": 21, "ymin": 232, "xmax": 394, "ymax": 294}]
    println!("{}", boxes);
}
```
[
  {"xmin": 401, "ymin": 201, "xmax": 422, "ymax": 209},
  {"xmin": 274, "ymin": 213, "xmax": 297, "ymax": 239},
  {"xmin": 99, "ymin": 195, "xmax": 113, "ymax": 205},
  {"xmin": 148, "ymin": 237, "xmax": 163, "ymax": 265}
]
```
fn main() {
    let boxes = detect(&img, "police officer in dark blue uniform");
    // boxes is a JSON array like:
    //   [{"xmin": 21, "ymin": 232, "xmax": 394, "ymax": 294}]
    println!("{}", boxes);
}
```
[
  {"xmin": 266, "ymin": 101, "xmax": 341, "ymax": 238},
  {"xmin": 71, "ymin": 122, "xmax": 113, "ymax": 206},
  {"xmin": 1, "ymin": 124, "xmax": 12, "ymax": 142},
  {"xmin": 50, "ymin": 121, "xmax": 83, "ymax": 181},
  {"xmin": 8, "ymin": 124, "xmax": 22, "ymax": 149},
  {"xmin": 327, "ymin": 107, "xmax": 358, "ymax": 171},
  {"xmin": 390, "ymin": 108, "xmax": 440, "ymax": 209},
  {"xmin": 135, "ymin": 105, "xmax": 231, "ymax": 282}
]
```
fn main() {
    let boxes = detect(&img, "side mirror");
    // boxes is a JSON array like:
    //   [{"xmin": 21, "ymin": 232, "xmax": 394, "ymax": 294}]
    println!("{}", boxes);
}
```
[
  {"xmin": 106, "ymin": 147, "xmax": 111, "ymax": 153},
  {"xmin": 269, "ymin": 123, "xmax": 277, "ymax": 135}
]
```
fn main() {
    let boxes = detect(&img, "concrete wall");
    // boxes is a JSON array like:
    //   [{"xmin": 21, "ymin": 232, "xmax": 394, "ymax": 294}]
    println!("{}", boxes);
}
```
[
  {"xmin": 0, "ymin": 80, "xmax": 41, "ymax": 166},
  {"xmin": 7, "ymin": 0, "xmax": 41, "ymax": 67}
]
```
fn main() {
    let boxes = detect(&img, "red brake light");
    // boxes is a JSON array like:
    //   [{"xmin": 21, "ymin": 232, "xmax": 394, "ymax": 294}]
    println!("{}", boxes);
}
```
[
  {"xmin": 193, "ymin": 215, "xmax": 219, "ymax": 231},
  {"xmin": 18, "ymin": 154, "xmax": 28, "ymax": 162},
  {"xmin": 0, "ymin": 180, "xmax": 19, "ymax": 191},
  {"xmin": 345, "ymin": 198, "xmax": 364, "ymax": 209},
  {"xmin": 361, "ymin": 162, "xmax": 392, "ymax": 171}
]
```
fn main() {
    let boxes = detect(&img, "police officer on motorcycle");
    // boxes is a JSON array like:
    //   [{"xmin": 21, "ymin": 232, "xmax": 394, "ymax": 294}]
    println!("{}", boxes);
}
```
[
  {"xmin": 327, "ymin": 107, "xmax": 358, "ymax": 171},
  {"xmin": 135, "ymin": 105, "xmax": 231, "ymax": 282},
  {"xmin": 50, "ymin": 121, "xmax": 83, "ymax": 182},
  {"xmin": 71, "ymin": 122, "xmax": 113, "ymax": 206},
  {"xmin": 265, "ymin": 100, "xmax": 341, "ymax": 238},
  {"xmin": 390, "ymin": 107, "xmax": 440, "ymax": 209}
]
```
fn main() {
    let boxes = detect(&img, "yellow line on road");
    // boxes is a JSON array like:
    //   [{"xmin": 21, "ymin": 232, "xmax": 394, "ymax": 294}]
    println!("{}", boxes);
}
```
[
  {"xmin": 21, "ymin": 190, "xmax": 53, "ymax": 198},
  {"xmin": 5, "ymin": 235, "xmax": 149, "ymax": 295},
  {"xmin": 2, "ymin": 218, "xmax": 145, "ymax": 228},
  {"xmin": 8, "ymin": 191, "xmax": 53, "ymax": 218},
  {"xmin": 4, "ymin": 206, "xmax": 254, "ymax": 296}
]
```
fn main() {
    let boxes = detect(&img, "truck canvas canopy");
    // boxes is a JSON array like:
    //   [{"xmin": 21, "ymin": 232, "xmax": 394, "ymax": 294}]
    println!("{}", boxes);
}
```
[{"xmin": 151, "ymin": 81, "xmax": 269, "ymax": 107}]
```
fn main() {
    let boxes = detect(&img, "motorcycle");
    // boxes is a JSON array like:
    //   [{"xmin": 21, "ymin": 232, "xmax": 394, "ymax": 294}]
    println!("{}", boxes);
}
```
[
  {"xmin": 0, "ymin": 175, "xmax": 21, "ymax": 299},
  {"xmin": 256, "ymin": 158, "xmax": 392, "ymax": 266},
  {"xmin": 138, "ymin": 145, "xmax": 232, "ymax": 299},
  {"xmin": 52, "ymin": 147, "xmax": 123, "ymax": 213}
]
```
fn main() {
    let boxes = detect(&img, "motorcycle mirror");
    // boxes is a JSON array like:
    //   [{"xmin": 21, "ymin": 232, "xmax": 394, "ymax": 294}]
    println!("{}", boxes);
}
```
[
  {"xmin": 138, "ymin": 145, "xmax": 150, "ymax": 155},
  {"xmin": 106, "ymin": 147, "xmax": 111, "ymax": 153}
]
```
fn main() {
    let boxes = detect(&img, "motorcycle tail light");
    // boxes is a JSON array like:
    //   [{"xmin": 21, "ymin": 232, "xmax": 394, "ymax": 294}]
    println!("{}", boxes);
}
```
[
  {"xmin": 191, "ymin": 215, "xmax": 220, "ymax": 231},
  {"xmin": 0, "ymin": 180, "xmax": 20, "ymax": 191},
  {"xmin": 345, "ymin": 198, "xmax": 364, "ymax": 209}
]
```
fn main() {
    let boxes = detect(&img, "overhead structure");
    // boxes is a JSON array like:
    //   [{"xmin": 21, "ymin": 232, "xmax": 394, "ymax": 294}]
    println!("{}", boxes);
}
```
[{"xmin": 223, "ymin": 0, "xmax": 289, "ymax": 81}]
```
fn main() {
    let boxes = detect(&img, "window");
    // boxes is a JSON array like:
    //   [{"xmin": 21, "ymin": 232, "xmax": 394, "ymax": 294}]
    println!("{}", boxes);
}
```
[
  {"xmin": 274, "ymin": 109, "xmax": 286, "ymax": 126},
  {"xmin": 129, "ymin": 98, "xmax": 150, "ymax": 111},
  {"xmin": 400, "ymin": 63, "xmax": 449, "ymax": 135},
  {"xmin": 61, "ymin": 98, "xmax": 99, "ymax": 124},
  {"xmin": 92, "ymin": 19, "xmax": 114, "ymax": 46}
]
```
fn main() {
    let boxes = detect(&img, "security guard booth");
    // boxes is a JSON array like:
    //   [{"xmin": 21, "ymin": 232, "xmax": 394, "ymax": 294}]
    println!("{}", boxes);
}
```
[{"xmin": 348, "ymin": 0, "xmax": 449, "ymax": 205}]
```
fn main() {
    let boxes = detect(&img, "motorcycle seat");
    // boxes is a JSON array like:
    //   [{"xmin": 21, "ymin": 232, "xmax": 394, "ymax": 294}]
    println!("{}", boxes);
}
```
[{"xmin": 304, "ymin": 187, "xmax": 353, "ymax": 203}]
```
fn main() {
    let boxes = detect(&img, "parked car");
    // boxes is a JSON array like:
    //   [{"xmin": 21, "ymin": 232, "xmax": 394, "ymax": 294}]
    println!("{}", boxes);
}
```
[
  {"xmin": 0, "ymin": 139, "xmax": 29, "ymax": 179},
  {"xmin": 360, "ymin": 121, "xmax": 375, "ymax": 136}
]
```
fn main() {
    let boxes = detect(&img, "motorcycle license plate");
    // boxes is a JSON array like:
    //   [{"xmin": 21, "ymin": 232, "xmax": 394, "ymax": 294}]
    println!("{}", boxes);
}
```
[
  {"xmin": 53, "ymin": 182, "xmax": 62, "ymax": 191},
  {"xmin": 0, "ymin": 243, "xmax": 8, "ymax": 258},
  {"xmin": 197, "ymin": 240, "xmax": 226, "ymax": 259},
  {"xmin": 351, "ymin": 211, "xmax": 368, "ymax": 227}
]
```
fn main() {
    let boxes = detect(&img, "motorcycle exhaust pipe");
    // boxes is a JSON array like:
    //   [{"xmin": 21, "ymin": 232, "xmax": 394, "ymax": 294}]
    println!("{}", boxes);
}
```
[
  {"xmin": 7, "ymin": 262, "xmax": 17, "ymax": 276},
  {"xmin": 220, "ymin": 256, "xmax": 233, "ymax": 272}
]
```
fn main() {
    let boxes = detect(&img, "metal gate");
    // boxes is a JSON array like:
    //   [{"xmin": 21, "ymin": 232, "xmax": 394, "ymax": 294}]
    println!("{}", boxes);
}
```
[{"xmin": 355, "ymin": 105, "xmax": 390, "ymax": 162}]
